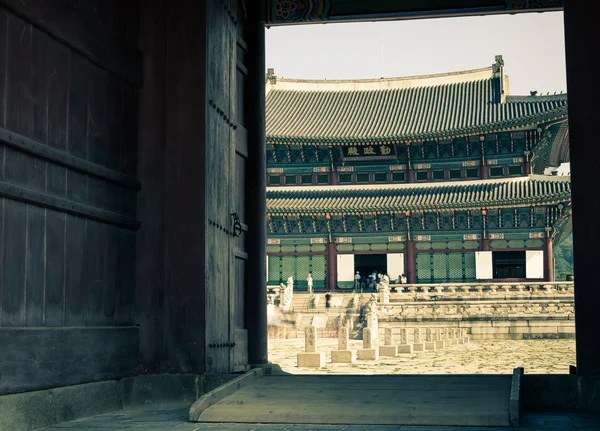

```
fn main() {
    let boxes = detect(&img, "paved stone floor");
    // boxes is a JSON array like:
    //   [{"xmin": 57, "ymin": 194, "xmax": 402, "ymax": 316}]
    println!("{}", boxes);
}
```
[
  {"xmin": 268, "ymin": 338, "xmax": 576, "ymax": 374},
  {"xmin": 38, "ymin": 404, "xmax": 600, "ymax": 430}
]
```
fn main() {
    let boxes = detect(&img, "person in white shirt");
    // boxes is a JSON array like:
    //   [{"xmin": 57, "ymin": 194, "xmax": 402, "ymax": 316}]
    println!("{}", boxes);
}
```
[
  {"xmin": 354, "ymin": 271, "xmax": 361, "ymax": 292},
  {"xmin": 307, "ymin": 272, "xmax": 313, "ymax": 294}
]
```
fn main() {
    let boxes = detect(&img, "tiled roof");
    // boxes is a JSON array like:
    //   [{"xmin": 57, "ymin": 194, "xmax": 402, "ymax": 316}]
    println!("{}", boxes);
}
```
[
  {"xmin": 266, "ymin": 66, "xmax": 568, "ymax": 144},
  {"xmin": 266, "ymin": 176, "xmax": 571, "ymax": 215}
]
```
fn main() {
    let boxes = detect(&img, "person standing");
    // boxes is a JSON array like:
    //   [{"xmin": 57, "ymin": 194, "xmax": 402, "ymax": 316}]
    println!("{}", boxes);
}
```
[
  {"xmin": 354, "ymin": 271, "xmax": 361, "ymax": 292},
  {"xmin": 307, "ymin": 272, "xmax": 313, "ymax": 294},
  {"xmin": 325, "ymin": 291, "xmax": 332, "ymax": 314}
]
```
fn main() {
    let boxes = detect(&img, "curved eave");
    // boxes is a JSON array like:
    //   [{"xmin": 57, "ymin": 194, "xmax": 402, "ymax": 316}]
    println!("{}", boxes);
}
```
[
  {"xmin": 266, "ymin": 176, "xmax": 572, "ymax": 216},
  {"xmin": 266, "ymin": 107, "xmax": 568, "ymax": 146}
]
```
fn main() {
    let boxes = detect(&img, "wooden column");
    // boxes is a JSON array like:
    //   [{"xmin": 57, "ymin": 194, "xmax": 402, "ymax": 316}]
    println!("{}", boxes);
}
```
[
  {"xmin": 245, "ymin": 0, "xmax": 268, "ymax": 365},
  {"xmin": 543, "ymin": 236, "xmax": 554, "ymax": 282},
  {"xmin": 405, "ymin": 241, "xmax": 417, "ymax": 284},
  {"xmin": 481, "ymin": 238, "xmax": 490, "ymax": 251},
  {"xmin": 564, "ymin": 1, "xmax": 600, "ymax": 410},
  {"xmin": 326, "ymin": 240, "xmax": 338, "ymax": 291},
  {"xmin": 330, "ymin": 170, "xmax": 338, "ymax": 185}
]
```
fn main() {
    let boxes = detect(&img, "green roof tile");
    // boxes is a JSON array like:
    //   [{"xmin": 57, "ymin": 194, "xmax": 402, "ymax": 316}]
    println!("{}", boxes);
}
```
[
  {"xmin": 266, "ymin": 66, "xmax": 568, "ymax": 144},
  {"xmin": 266, "ymin": 175, "xmax": 571, "ymax": 215}
]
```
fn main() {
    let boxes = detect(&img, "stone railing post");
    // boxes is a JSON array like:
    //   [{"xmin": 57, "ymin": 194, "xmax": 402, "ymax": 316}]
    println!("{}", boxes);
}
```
[{"xmin": 297, "ymin": 325, "xmax": 325, "ymax": 367}]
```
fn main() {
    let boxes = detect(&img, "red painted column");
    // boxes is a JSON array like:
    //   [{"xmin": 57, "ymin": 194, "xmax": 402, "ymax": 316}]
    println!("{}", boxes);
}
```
[
  {"xmin": 405, "ymin": 241, "xmax": 417, "ymax": 284},
  {"xmin": 326, "ymin": 240, "xmax": 337, "ymax": 291},
  {"xmin": 543, "ymin": 236, "xmax": 554, "ymax": 282},
  {"xmin": 330, "ymin": 171, "xmax": 338, "ymax": 185},
  {"xmin": 481, "ymin": 238, "xmax": 490, "ymax": 251}
]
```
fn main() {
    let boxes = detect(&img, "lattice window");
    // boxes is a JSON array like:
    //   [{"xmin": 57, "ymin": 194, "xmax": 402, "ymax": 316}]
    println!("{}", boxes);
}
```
[
  {"xmin": 331, "ymin": 218, "xmax": 344, "ymax": 233},
  {"xmin": 378, "ymin": 215, "xmax": 391, "ymax": 232},
  {"xmin": 268, "ymin": 256, "xmax": 281, "ymax": 283},
  {"xmin": 471, "ymin": 213, "xmax": 483, "ymax": 230},
  {"xmin": 315, "ymin": 218, "xmax": 328, "ymax": 233},
  {"xmin": 295, "ymin": 256, "xmax": 311, "ymax": 290},
  {"xmin": 424, "ymin": 214, "xmax": 436, "ymax": 230},
  {"xmin": 433, "ymin": 253, "xmax": 447, "ymax": 280},
  {"xmin": 464, "ymin": 252, "xmax": 476, "ymax": 280},
  {"xmin": 425, "ymin": 141, "xmax": 437, "ymax": 159},
  {"xmin": 311, "ymin": 255, "xmax": 326, "ymax": 289},
  {"xmin": 364, "ymin": 217, "xmax": 376, "ymax": 233},
  {"xmin": 518, "ymin": 211, "xmax": 530, "ymax": 228},
  {"xmin": 456, "ymin": 213, "xmax": 468, "ymax": 230},
  {"xmin": 281, "ymin": 257, "xmax": 295, "ymax": 282},
  {"xmin": 487, "ymin": 214, "xmax": 499, "ymax": 229},
  {"xmin": 442, "ymin": 213, "xmax": 453, "ymax": 230},
  {"xmin": 300, "ymin": 217, "xmax": 313, "ymax": 233},
  {"xmin": 417, "ymin": 253, "xmax": 431, "ymax": 282},
  {"xmin": 440, "ymin": 142, "xmax": 452, "ymax": 158},
  {"xmin": 411, "ymin": 214, "xmax": 423, "ymax": 231},
  {"xmin": 272, "ymin": 218, "xmax": 285, "ymax": 234},
  {"xmin": 502, "ymin": 210, "xmax": 514, "ymax": 229},
  {"xmin": 288, "ymin": 217, "xmax": 300, "ymax": 233},
  {"xmin": 448, "ymin": 253, "xmax": 463, "ymax": 280}
]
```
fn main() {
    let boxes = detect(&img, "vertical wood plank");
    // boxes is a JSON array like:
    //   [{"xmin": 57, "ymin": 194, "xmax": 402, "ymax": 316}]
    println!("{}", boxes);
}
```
[
  {"xmin": 25, "ymin": 205, "xmax": 46, "ymax": 326},
  {"xmin": 66, "ymin": 52, "xmax": 89, "ymax": 203},
  {"xmin": 84, "ymin": 220, "xmax": 106, "ymax": 325},
  {"xmin": 106, "ymin": 76, "xmax": 122, "ymax": 172},
  {"xmin": 44, "ymin": 209, "xmax": 66, "ymax": 326},
  {"xmin": 46, "ymin": 38, "xmax": 69, "ymax": 198},
  {"xmin": 0, "ymin": 9, "xmax": 7, "ymax": 129},
  {"xmin": 116, "ymin": 229, "xmax": 135, "ymax": 325},
  {"xmin": 1, "ymin": 199, "xmax": 27, "ymax": 326},
  {"xmin": 87, "ymin": 64, "xmax": 108, "ymax": 167},
  {"xmin": 0, "ymin": 11, "xmax": 6, "ymax": 326},
  {"xmin": 64, "ymin": 215, "xmax": 86, "ymax": 326},
  {"xmin": 103, "ymin": 224, "xmax": 118, "ymax": 324},
  {"xmin": 4, "ymin": 16, "xmax": 39, "ymax": 188},
  {"xmin": 121, "ymin": 85, "xmax": 137, "ymax": 177}
]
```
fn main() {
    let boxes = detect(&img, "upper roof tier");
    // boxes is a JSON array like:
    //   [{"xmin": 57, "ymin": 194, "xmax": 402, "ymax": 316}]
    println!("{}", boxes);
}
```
[{"xmin": 266, "ymin": 57, "xmax": 568, "ymax": 145}]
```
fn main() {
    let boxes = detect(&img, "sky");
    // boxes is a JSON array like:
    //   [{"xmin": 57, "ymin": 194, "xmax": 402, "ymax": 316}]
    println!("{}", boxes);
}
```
[{"xmin": 265, "ymin": 11, "xmax": 567, "ymax": 96}]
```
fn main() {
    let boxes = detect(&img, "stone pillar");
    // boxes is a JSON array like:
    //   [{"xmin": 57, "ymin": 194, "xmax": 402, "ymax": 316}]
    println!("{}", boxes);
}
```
[
  {"xmin": 380, "ymin": 327, "xmax": 398, "ymax": 357},
  {"xmin": 564, "ymin": 5, "xmax": 600, "ymax": 411},
  {"xmin": 405, "ymin": 240, "xmax": 417, "ymax": 284},
  {"xmin": 384, "ymin": 327, "xmax": 393, "ymax": 345},
  {"xmin": 358, "ymin": 327, "xmax": 378, "ymax": 360},
  {"xmin": 400, "ymin": 328, "xmax": 408, "ymax": 345},
  {"xmin": 245, "ymin": 0, "xmax": 268, "ymax": 366},
  {"xmin": 413, "ymin": 327, "xmax": 425, "ymax": 351},
  {"xmin": 543, "ymin": 236, "xmax": 554, "ymax": 282},
  {"xmin": 332, "ymin": 327, "xmax": 356, "ymax": 363},
  {"xmin": 326, "ymin": 240, "xmax": 337, "ymax": 291},
  {"xmin": 339, "ymin": 327, "xmax": 349, "ymax": 350},
  {"xmin": 297, "ymin": 325, "xmax": 325, "ymax": 367},
  {"xmin": 305, "ymin": 326, "xmax": 317, "ymax": 352}
]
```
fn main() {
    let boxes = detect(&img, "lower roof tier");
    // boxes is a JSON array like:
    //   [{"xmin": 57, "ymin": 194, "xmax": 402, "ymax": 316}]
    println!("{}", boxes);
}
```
[{"xmin": 266, "ymin": 175, "xmax": 571, "ymax": 215}]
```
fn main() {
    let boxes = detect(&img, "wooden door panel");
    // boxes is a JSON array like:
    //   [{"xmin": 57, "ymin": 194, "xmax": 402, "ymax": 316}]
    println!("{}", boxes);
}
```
[{"xmin": 205, "ymin": 0, "xmax": 235, "ymax": 373}]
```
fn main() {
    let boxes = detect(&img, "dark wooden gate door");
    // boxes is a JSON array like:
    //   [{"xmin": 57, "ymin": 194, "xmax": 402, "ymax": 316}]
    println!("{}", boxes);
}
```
[
  {"xmin": 205, "ymin": 0, "xmax": 249, "ymax": 373},
  {"xmin": 231, "ymin": 0, "xmax": 250, "ymax": 372}
]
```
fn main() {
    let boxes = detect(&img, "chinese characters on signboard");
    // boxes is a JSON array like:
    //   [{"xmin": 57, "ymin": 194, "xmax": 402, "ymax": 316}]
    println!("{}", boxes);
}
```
[{"xmin": 342, "ymin": 145, "xmax": 395, "ymax": 159}]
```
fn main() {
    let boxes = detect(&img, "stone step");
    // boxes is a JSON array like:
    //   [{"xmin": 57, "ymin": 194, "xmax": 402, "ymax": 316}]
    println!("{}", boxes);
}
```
[{"xmin": 197, "ymin": 374, "xmax": 512, "ymax": 427}]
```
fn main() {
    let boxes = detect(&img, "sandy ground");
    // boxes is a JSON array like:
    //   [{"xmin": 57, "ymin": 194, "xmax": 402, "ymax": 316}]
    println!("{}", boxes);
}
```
[{"xmin": 268, "ymin": 338, "xmax": 576, "ymax": 375}]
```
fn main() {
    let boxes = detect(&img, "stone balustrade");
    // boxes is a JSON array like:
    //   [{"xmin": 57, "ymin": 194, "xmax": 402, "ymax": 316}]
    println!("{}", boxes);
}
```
[
  {"xmin": 377, "ymin": 298, "xmax": 574, "ymax": 322},
  {"xmin": 388, "ymin": 281, "xmax": 574, "ymax": 301}
]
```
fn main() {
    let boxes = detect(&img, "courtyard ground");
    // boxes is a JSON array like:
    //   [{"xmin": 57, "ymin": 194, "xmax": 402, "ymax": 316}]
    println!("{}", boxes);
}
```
[{"xmin": 268, "ymin": 338, "xmax": 576, "ymax": 374}]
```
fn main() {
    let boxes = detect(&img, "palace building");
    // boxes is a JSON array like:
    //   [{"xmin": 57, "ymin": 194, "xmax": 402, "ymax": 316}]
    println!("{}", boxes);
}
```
[{"xmin": 265, "ymin": 56, "xmax": 571, "ymax": 291}]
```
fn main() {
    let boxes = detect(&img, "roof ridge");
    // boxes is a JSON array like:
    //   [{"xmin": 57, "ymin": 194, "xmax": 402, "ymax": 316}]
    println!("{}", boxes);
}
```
[{"xmin": 272, "ymin": 66, "xmax": 494, "ymax": 86}]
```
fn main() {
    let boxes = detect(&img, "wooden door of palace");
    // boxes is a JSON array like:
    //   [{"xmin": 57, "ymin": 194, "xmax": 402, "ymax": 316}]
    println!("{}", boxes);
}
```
[{"xmin": 205, "ymin": 0, "xmax": 249, "ymax": 373}]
